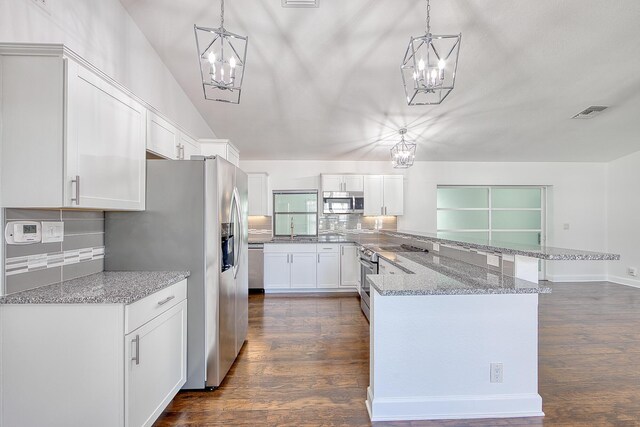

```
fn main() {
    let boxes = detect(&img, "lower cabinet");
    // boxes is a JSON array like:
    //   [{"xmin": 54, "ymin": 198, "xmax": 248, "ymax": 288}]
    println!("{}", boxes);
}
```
[
  {"xmin": 0, "ymin": 279, "xmax": 187, "ymax": 427},
  {"xmin": 340, "ymin": 244, "xmax": 360, "ymax": 288},
  {"xmin": 317, "ymin": 245, "xmax": 341, "ymax": 288},
  {"xmin": 291, "ymin": 252, "xmax": 318, "ymax": 288}
]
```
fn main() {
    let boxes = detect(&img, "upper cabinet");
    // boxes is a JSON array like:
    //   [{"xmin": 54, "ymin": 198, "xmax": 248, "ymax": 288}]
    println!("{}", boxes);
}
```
[
  {"xmin": 147, "ymin": 112, "xmax": 201, "ymax": 160},
  {"xmin": 247, "ymin": 173, "xmax": 270, "ymax": 216},
  {"xmin": 199, "ymin": 139, "xmax": 240, "ymax": 167},
  {"xmin": 363, "ymin": 175, "xmax": 404, "ymax": 216},
  {"xmin": 0, "ymin": 48, "xmax": 145, "ymax": 210},
  {"xmin": 321, "ymin": 175, "xmax": 364, "ymax": 192}
]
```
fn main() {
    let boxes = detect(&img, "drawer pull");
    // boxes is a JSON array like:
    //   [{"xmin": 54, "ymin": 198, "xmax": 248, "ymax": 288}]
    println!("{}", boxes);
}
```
[
  {"xmin": 157, "ymin": 295, "xmax": 175, "ymax": 306},
  {"xmin": 132, "ymin": 335, "xmax": 140, "ymax": 365}
]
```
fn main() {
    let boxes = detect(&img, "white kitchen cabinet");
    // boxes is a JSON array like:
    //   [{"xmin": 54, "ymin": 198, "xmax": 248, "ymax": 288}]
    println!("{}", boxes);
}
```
[
  {"xmin": 317, "ymin": 245, "xmax": 341, "ymax": 288},
  {"xmin": 179, "ymin": 132, "xmax": 201, "ymax": 160},
  {"xmin": 264, "ymin": 252, "xmax": 291, "ymax": 288},
  {"xmin": 321, "ymin": 174, "xmax": 364, "ymax": 192},
  {"xmin": 199, "ymin": 139, "xmax": 240, "ymax": 167},
  {"xmin": 0, "ymin": 279, "xmax": 187, "ymax": 427},
  {"xmin": 340, "ymin": 244, "xmax": 360, "ymax": 288},
  {"xmin": 147, "ymin": 111, "xmax": 179, "ymax": 159},
  {"xmin": 363, "ymin": 175, "xmax": 404, "ymax": 216},
  {"xmin": 248, "ymin": 173, "xmax": 270, "ymax": 216},
  {"xmin": 0, "ymin": 46, "xmax": 146, "ymax": 210},
  {"xmin": 291, "ymin": 252, "xmax": 318, "ymax": 288}
]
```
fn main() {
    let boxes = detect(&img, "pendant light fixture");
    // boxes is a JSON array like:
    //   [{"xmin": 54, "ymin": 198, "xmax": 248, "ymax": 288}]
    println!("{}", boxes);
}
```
[
  {"xmin": 391, "ymin": 128, "xmax": 417, "ymax": 169},
  {"xmin": 401, "ymin": 0, "xmax": 461, "ymax": 105},
  {"xmin": 194, "ymin": 0, "xmax": 248, "ymax": 104}
]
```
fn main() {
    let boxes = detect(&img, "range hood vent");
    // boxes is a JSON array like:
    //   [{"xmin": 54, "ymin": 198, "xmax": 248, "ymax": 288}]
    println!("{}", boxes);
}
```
[
  {"xmin": 282, "ymin": 0, "xmax": 319, "ymax": 7},
  {"xmin": 571, "ymin": 105, "xmax": 608, "ymax": 119}
]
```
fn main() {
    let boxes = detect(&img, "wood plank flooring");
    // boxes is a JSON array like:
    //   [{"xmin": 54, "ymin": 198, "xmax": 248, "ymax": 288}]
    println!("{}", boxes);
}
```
[{"xmin": 154, "ymin": 283, "xmax": 640, "ymax": 426}]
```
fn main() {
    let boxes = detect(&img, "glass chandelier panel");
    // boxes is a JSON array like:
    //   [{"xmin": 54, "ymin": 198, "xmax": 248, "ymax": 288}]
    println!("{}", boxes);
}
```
[
  {"xmin": 391, "ymin": 129, "xmax": 417, "ymax": 169},
  {"xmin": 194, "ymin": 0, "xmax": 248, "ymax": 104},
  {"xmin": 401, "ymin": 0, "xmax": 461, "ymax": 105}
]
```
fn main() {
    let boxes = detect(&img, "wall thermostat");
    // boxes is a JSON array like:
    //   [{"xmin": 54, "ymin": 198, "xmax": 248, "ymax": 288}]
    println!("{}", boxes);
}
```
[{"xmin": 5, "ymin": 221, "xmax": 42, "ymax": 245}]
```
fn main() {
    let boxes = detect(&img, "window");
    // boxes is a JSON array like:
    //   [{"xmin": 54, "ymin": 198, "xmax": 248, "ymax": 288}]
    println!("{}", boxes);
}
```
[
  {"xmin": 437, "ymin": 186, "xmax": 545, "ymax": 246},
  {"xmin": 273, "ymin": 191, "xmax": 318, "ymax": 236}
]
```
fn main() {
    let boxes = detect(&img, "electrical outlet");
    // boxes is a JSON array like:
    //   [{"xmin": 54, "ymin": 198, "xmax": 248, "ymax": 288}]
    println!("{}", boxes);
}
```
[
  {"xmin": 490, "ymin": 363, "xmax": 503, "ymax": 383},
  {"xmin": 31, "ymin": 0, "xmax": 51, "ymax": 14},
  {"xmin": 628, "ymin": 267, "xmax": 638, "ymax": 277},
  {"xmin": 563, "ymin": 223, "xmax": 570, "ymax": 230}
]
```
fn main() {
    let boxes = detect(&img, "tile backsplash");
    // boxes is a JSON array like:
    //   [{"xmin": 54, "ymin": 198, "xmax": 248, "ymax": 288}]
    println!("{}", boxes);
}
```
[
  {"xmin": 249, "ymin": 214, "xmax": 397, "ymax": 236},
  {"xmin": 3, "ymin": 209, "xmax": 105, "ymax": 295}
]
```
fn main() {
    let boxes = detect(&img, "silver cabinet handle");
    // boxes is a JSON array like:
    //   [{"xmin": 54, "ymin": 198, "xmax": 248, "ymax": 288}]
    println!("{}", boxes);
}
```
[
  {"xmin": 291, "ymin": 254, "xmax": 294, "ymax": 264},
  {"xmin": 381, "ymin": 206, "xmax": 383, "ymax": 215},
  {"xmin": 158, "ymin": 295, "xmax": 175, "ymax": 306},
  {"xmin": 181, "ymin": 144, "xmax": 186, "ymax": 160},
  {"xmin": 71, "ymin": 175, "xmax": 80, "ymax": 205},
  {"xmin": 176, "ymin": 144, "xmax": 181, "ymax": 159},
  {"xmin": 317, "ymin": 254, "xmax": 320, "ymax": 263},
  {"xmin": 341, "ymin": 246, "xmax": 344, "ymax": 256},
  {"xmin": 132, "ymin": 334, "xmax": 140, "ymax": 365}
]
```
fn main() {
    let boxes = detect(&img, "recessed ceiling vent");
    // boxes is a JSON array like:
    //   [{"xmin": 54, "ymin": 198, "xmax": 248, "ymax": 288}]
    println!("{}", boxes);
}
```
[
  {"xmin": 282, "ymin": 0, "xmax": 319, "ymax": 8},
  {"xmin": 571, "ymin": 105, "xmax": 608, "ymax": 119}
]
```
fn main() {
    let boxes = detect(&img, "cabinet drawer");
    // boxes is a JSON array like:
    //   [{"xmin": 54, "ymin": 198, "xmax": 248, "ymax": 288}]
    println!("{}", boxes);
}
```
[
  {"xmin": 125, "ymin": 279, "xmax": 187, "ymax": 334},
  {"xmin": 316, "ymin": 244, "xmax": 340, "ymax": 253},
  {"xmin": 264, "ymin": 243, "xmax": 317, "ymax": 253}
]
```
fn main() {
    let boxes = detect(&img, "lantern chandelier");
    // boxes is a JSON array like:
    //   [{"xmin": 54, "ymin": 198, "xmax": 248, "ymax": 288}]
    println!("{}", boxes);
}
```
[
  {"xmin": 194, "ymin": 0, "xmax": 248, "ymax": 104},
  {"xmin": 401, "ymin": 0, "xmax": 461, "ymax": 105},
  {"xmin": 391, "ymin": 128, "xmax": 417, "ymax": 169}
]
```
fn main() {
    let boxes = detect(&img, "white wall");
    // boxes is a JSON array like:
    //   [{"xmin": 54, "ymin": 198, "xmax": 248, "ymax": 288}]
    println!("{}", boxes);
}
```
[
  {"xmin": 0, "ymin": 0, "xmax": 214, "ymax": 139},
  {"xmin": 607, "ymin": 150, "xmax": 640, "ymax": 287},
  {"xmin": 240, "ymin": 160, "xmax": 610, "ymax": 281}
]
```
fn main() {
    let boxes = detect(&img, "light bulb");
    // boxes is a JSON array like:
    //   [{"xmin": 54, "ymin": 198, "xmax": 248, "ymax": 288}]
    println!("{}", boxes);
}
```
[
  {"xmin": 438, "ymin": 58, "xmax": 446, "ymax": 70},
  {"xmin": 229, "ymin": 57, "xmax": 236, "ymax": 68},
  {"xmin": 418, "ymin": 59, "xmax": 425, "ymax": 71},
  {"xmin": 208, "ymin": 52, "xmax": 215, "ymax": 64}
]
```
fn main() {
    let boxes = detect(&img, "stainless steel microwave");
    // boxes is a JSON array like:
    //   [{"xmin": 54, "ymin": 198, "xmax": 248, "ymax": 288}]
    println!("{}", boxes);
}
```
[{"xmin": 322, "ymin": 191, "xmax": 364, "ymax": 214}]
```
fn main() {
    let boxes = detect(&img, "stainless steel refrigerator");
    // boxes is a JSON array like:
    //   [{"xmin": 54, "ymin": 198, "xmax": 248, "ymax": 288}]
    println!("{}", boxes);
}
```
[{"xmin": 105, "ymin": 156, "xmax": 248, "ymax": 389}]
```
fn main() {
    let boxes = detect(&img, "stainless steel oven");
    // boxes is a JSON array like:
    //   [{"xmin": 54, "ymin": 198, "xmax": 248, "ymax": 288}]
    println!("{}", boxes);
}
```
[
  {"xmin": 358, "ymin": 247, "xmax": 378, "ymax": 321},
  {"xmin": 323, "ymin": 191, "xmax": 364, "ymax": 214}
]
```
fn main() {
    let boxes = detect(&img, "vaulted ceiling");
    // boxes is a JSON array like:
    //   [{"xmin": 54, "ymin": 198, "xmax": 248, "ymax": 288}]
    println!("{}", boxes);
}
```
[{"xmin": 121, "ymin": 0, "xmax": 640, "ymax": 161}]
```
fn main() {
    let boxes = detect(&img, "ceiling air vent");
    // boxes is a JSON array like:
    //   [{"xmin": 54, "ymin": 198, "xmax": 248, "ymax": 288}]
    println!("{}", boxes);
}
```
[
  {"xmin": 571, "ymin": 105, "xmax": 608, "ymax": 119},
  {"xmin": 282, "ymin": 0, "xmax": 319, "ymax": 7}
]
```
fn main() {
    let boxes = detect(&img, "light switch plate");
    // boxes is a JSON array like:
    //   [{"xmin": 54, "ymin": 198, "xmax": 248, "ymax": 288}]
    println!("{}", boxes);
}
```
[{"xmin": 42, "ymin": 221, "xmax": 64, "ymax": 243}]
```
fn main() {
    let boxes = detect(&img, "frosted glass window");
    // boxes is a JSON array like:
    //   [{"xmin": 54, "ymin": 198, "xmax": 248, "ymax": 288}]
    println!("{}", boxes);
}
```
[
  {"xmin": 437, "ymin": 210, "xmax": 489, "ymax": 230},
  {"xmin": 437, "ymin": 231, "xmax": 490, "ymax": 242},
  {"xmin": 492, "ymin": 231, "xmax": 541, "ymax": 246},
  {"xmin": 491, "ymin": 188, "xmax": 541, "ymax": 209},
  {"xmin": 437, "ymin": 188, "xmax": 488, "ymax": 208},
  {"xmin": 273, "ymin": 191, "xmax": 318, "ymax": 236},
  {"xmin": 492, "ymin": 211, "xmax": 541, "ymax": 230}
]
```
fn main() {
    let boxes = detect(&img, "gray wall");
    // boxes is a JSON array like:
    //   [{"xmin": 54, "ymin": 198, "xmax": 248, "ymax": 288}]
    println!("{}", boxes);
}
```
[{"xmin": 3, "ymin": 209, "xmax": 105, "ymax": 295}]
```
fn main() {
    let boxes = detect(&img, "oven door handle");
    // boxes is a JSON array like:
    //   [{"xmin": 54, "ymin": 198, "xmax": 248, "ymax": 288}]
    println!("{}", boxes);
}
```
[{"xmin": 359, "ymin": 258, "xmax": 377, "ymax": 271}]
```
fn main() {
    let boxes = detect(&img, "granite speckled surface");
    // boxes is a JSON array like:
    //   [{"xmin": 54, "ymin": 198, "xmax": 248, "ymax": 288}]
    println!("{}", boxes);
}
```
[
  {"xmin": 0, "ymin": 271, "xmax": 190, "ymax": 305},
  {"xmin": 253, "ymin": 229, "xmax": 620, "ymax": 261},
  {"xmin": 369, "ymin": 251, "xmax": 551, "ymax": 296}
]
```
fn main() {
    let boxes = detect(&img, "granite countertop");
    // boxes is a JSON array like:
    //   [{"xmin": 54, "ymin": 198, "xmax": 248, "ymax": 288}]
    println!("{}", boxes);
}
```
[
  {"xmin": 368, "ymin": 251, "xmax": 551, "ymax": 296},
  {"xmin": 0, "ymin": 271, "xmax": 190, "ymax": 305}
]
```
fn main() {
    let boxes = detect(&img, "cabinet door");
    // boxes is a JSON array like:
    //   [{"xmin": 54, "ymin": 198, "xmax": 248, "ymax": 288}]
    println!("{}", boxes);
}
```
[
  {"xmin": 340, "ymin": 245, "xmax": 360, "ymax": 288},
  {"xmin": 317, "ymin": 252, "xmax": 340, "ymax": 288},
  {"xmin": 147, "ymin": 112, "xmax": 179, "ymax": 159},
  {"xmin": 264, "ymin": 253, "xmax": 290, "ymax": 288},
  {"xmin": 343, "ymin": 175, "xmax": 364, "ymax": 192},
  {"xmin": 180, "ymin": 133, "xmax": 200, "ymax": 160},
  {"xmin": 125, "ymin": 300, "xmax": 187, "ymax": 427},
  {"xmin": 248, "ymin": 173, "xmax": 270, "ymax": 216},
  {"xmin": 383, "ymin": 175, "xmax": 404, "ymax": 216},
  {"xmin": 363, "ymin": 175, "xmax": 384, "ymax": 216},
  {"xmin": 290, "ymin": 253, "xmax": 317, "ymax": 288},
  {"xmin": 66, "ymin": 62, "xmax": 146, "ymax": 210},
  {"xmin": 322, "ymin": 175, "xmax": 343, "ymax": 192}
]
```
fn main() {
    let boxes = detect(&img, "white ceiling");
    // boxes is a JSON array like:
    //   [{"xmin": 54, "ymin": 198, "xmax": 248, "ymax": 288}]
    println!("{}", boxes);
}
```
[{"xmin": 120, "ymin": 0, "xmax": 640, "ymax": 161}]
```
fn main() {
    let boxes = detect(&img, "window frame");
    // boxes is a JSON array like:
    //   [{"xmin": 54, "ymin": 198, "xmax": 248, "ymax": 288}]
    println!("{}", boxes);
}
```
[{"xmin": 272, "ymin": 190, "xmax": 319, "ymax": 237}]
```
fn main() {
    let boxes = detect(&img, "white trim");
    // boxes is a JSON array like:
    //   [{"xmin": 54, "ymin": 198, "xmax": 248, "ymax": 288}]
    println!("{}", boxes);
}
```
[
  {"xmin": 607, "ymin": 275, "xmax": 640, "ymax": 288},
  {"xmin": 264, "ymin": 288, "xmax": 357, "ymax": 294},
  {"xmin": 546, "ymin": 274, "xmax": 608, "ymax": 283},
  {"xmin": 366, "ymin": 388, "xmax": 544, "ymax": 422}
]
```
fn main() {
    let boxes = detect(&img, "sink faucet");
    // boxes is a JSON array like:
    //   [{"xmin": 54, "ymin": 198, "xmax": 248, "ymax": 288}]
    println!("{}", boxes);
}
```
[{"xmin": 290, "ymin": 217, "xmax": 295, "ymax": 240}]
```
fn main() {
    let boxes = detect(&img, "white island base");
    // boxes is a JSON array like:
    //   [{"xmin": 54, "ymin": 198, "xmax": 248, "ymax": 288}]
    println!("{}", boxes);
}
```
[{"xmin": 366, "ymin": 288, "xmax": 544, "ymax": 422}]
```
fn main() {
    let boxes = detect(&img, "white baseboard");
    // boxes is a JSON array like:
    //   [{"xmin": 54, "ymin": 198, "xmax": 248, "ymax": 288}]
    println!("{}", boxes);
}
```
[
  {"xmin": 366, "ymin": 387, "xmax": 544, "ymax": 422},
  {"xmin": 264, "ymin": 288, "xmax": 357, "ymax": 294},
  {"xmin": 545, "ymin": 274, "xmax": 608, "ymax": 283},
  {"xmin": 607, "ymin": 275, "xmax": 640, "ymax": 289}
]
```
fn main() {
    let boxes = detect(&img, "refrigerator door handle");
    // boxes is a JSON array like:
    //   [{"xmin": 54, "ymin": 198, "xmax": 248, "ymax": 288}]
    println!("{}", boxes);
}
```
[{"xmin": 232, "ymin": 187, "xmax": 242, "ymax": 279}]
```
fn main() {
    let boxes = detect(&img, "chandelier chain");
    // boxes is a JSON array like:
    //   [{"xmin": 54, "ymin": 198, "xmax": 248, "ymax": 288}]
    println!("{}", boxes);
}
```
[
  {"xmin": 220, "ymin": 0, "xmax": 225, "ymax": 29},
  {"xmin": 425, "ymin": 0, "xmax": 431, "ymax": 34}
]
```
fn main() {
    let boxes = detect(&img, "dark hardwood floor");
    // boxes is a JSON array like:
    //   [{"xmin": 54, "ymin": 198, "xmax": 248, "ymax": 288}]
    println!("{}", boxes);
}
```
[{"xmin": 154, "ymin": 283, "xmax": 640, "ymax": 426}]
